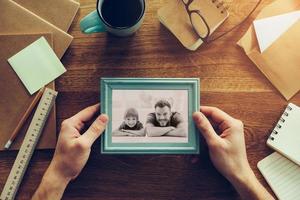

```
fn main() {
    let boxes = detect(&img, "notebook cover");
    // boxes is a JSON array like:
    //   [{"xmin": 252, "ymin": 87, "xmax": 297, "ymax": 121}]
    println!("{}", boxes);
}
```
[
  {"xmin": 0, "ymin": 33, "xmax": 57, "ymax": 150},
  {"xmin": 158, "ymin": 0, "xmax": 229, "ymax": 50},
  {"xmin": 0, "ymin": 0, "xmax": 73, "ymax": 59},
  {"xmin": 237, "ymin": 0, "xmax": 300, "ymax": 100},
  {"xmin": 13, "ymin": 0, "xmax": 80, "ymax": 32}
]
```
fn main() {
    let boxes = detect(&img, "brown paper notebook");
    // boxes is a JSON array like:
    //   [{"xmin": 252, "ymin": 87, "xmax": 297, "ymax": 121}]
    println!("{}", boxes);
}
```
[
  {"xmin": 237, "ymin": 0, "xmax": 300, "ymax": 100},
  {"xmin": 13, "ymin": 0, "xmax": 80, "ymax": 32},
  {"xmin": 158, "ymin": 0, "xmax": 229, "ymax": 50},
  {"xmin": 0, "ymin": 0, "xmax": 73, "ymax": 59},
  {"xmin": 0, "ymin": 33, "xmax": 57, "ymax": 150}
]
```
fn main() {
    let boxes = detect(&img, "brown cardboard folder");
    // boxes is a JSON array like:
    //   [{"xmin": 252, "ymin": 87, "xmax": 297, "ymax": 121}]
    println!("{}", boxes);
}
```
[
  {"xmin": 238, "ymin": 0, "xmax": 300, "ymax": 100},
  {"xmin": 0, "ymin": 0, "xmax": 73, "ymax": 59},
  {"xmin": 0, "ymin": 34, "xmax": 57, "ymax": 150},
  {"xmin": 13, "ymin": 0, "xmax": 80, "ymax": 32}
]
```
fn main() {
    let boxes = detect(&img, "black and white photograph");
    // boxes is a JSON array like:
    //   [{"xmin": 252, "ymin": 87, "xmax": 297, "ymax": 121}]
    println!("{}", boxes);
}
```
[{"xmin": 111, "ymin": 90, "xmax": 188, "ymax": 143}]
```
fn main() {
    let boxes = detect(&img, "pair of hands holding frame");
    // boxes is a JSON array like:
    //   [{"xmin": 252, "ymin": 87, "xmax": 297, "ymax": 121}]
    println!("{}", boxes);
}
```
[{"xmin": 32, "ymin": 104, "xmax": 274, "ymax": 200}]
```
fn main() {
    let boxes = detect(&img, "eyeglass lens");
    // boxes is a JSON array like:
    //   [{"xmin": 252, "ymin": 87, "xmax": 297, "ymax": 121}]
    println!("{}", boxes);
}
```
[{"xmin": 190, "ymin": 11, "xmax": 209, "ymax": 39}]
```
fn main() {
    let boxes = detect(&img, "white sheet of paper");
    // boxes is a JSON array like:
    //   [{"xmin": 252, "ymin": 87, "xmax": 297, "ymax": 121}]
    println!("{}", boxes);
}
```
[
  {"xmin": 8, "ymin": 37, "xmax": 66, "ymax": 94},
  {"xmin": 253, "ymin": 10, "xmax": 300, "ymax": 53}
]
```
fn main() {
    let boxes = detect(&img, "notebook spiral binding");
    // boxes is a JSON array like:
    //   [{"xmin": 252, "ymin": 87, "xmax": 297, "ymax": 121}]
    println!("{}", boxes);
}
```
[
  {"xmin": 269, "ymin": 105, "xmax": 293, "ymax": 141},
  {"xmin": 211, "ymin": 0, "xmax": 229, "ymax": 14}
]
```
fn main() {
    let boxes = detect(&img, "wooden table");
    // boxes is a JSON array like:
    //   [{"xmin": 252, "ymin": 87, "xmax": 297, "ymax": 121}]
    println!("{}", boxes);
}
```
[{"xmin": 1, "ymin": 0, "xmax": 300, "ymax": 199}]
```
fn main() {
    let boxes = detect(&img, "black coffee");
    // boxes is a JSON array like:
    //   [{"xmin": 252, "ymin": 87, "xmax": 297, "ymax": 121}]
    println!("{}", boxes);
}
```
[{"xmin": 101, "ymin": 0, "xmax": 143, "ymax": 28}]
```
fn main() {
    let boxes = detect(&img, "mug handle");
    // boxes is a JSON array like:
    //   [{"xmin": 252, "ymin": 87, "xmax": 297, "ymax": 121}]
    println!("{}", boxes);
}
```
[{"xmin": 80, "ymin": 10, "xmax": 106, "ymax": 34}]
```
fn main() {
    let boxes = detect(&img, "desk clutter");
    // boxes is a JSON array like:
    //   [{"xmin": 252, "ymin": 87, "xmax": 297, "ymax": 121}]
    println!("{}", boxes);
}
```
[
  {"xmin": 238, "ymin": 2, "xmax": 300, "ymax": 196},
  {"xmin": 158, "ymin": 0, "xmax": 300, "ymax": 99},
  {"xmin": 0, "ymin": 0, "xmax": 300, "ymax": 199},
  {"xmin": 0, "ymin": 0, "xmax": 79, "ymax": 150}
]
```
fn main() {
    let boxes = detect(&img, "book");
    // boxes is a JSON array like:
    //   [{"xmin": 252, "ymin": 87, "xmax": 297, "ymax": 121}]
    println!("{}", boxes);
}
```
[
  {"xmin": 0, "ymin": 0, "xmax": 73, "ymax": 59},
  {"xmin": 157, "ymin": 0, "xmax": 229, "ymax": 51},
  {"xmin": 257, "ymin": 152, "xmax": 300, "ymax": 200},
  {"xmin": 0, "ymin": 33, "xmax": 57, "ymax": 150},
  {"xmin": 267, "ymin": 103, "xmax": 300, "ymax": 166}
]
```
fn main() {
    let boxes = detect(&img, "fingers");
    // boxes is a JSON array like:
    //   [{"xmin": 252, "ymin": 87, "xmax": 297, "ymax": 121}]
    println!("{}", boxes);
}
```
[
  {"xmin": 200, "ymin": 106, "xmax": 235, "ymax": 128},
  {"xmin": 70, "ymin": 103, "xmax": 100, "ymax": 124},
  {"xmin": 193, "ymin": 112, "xmax": 220, "ymax": 145},
  {"xmin": 79, "ymin": 114, "xmax": 109, "ymax": 147}
]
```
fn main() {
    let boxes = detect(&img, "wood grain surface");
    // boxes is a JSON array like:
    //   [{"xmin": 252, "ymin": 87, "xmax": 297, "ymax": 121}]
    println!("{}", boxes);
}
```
[{"xmin": 1, "ymin": 0, "xmax": 300, "ymax": 199}]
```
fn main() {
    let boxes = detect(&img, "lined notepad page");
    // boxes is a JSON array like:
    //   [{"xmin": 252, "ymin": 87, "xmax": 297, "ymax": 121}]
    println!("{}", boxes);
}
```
[
  {"xmin": 258, "ymin": 152, "xmax": 300, "ymax": 200},
  {"xmin": 267, "ymin": 103, "xmax": 300, "ymax": 166}
]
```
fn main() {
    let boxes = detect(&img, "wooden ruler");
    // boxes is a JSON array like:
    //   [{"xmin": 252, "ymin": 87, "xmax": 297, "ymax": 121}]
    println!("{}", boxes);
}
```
[{"xmin": 0, "ymin": 88, "xmax": 58, "ymax": 200}]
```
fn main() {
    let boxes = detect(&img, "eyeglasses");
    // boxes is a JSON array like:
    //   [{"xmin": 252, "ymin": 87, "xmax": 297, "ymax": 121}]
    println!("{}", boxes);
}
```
[
  {"xmin": 181, "ymin": 0, "xmax": 262, "ymax": 43},
  {"xmin": 181, "ymin": 0, "xmax": 211, "ymax": 42}
]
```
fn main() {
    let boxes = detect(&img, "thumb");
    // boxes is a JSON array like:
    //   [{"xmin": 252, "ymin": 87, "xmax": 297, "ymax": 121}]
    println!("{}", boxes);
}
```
[
  {"xmin": 193, "ymin": 112, "xmax": 219, "ymax": 146},
  {"xmin": 80, "ymin": 114, "xmax": 109, "ymax": 147}
]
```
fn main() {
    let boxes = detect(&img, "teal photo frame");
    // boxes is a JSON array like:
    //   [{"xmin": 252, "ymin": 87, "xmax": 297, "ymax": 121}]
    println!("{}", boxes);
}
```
[{"xmin": 100, "ymin": 78, "xmax": 200, "ymax": 154}]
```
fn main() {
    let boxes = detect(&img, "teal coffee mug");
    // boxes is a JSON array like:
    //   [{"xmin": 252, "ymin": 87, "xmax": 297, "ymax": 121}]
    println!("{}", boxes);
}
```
[{"xmin": 80, "ymin": 0, "xmax": 145, "ymax": 36}]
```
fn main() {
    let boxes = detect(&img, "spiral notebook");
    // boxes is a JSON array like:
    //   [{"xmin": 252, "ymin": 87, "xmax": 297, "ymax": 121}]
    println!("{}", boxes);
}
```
[
  {"xmin": 158, "ymin": 0, "xmax": 229, "ymax": 50},
  {"xmin": 267, "ymin": 103, "xmax": 300, "ymax": 166}
]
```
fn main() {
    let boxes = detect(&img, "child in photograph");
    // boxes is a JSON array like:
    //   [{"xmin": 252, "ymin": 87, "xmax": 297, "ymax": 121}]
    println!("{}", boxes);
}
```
[{"xmin": 112, "ymin": 108, "xmax": 145, "ymax": 137}]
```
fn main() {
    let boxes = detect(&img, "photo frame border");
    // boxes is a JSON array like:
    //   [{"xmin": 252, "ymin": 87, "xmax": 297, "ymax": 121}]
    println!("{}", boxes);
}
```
[{"xmin": 100, "ymin": 78, "xmax": 200, "ymax": 154}]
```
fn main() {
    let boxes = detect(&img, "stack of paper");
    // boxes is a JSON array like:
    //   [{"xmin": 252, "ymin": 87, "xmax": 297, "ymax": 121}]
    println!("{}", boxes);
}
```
[{"xmin": 0, "ymin": 0, "xmax": 80, "ymax": 150}]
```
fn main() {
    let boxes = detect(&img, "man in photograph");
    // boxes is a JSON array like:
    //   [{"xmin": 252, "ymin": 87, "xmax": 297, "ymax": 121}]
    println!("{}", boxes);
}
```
[{"xmin": 145, "ymin": 99, "xmax": 187, "ymax": 137}]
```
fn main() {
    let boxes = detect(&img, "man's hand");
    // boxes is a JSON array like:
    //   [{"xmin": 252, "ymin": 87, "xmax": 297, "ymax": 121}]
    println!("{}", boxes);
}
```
[
  {"xmin": 32, "ymin": 104, "xmax": 108, "ymax": 200},
  {"xmin": 193, "ymin": 106, "xmax": 274, "ymax": 200}
]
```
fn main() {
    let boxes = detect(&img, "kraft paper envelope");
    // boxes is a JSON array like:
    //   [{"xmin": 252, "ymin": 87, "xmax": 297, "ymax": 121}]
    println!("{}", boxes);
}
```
[
  {"xmin": 237, "ymin": 0, "xmax": 300, "ymax": 100},
  {"xmin": 0, "ymin": 0, "xmax": 73, "ymax": 59},
  {"xmin": 0, "ymin": 33, "xmax": 57, "ymax": 150},
  {"xmin": 13, "ymin": 0, "xmax": 80, "ymax": 31},
  {"xmin": 253, "ymin": 10, "xmax": 300, "ymax": 53}
]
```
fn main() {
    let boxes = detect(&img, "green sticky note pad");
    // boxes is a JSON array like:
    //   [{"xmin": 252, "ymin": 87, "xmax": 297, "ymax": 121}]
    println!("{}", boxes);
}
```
[{"xmin": 8, "ymin": 36, "xmax": 66, "ymax": 94}]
